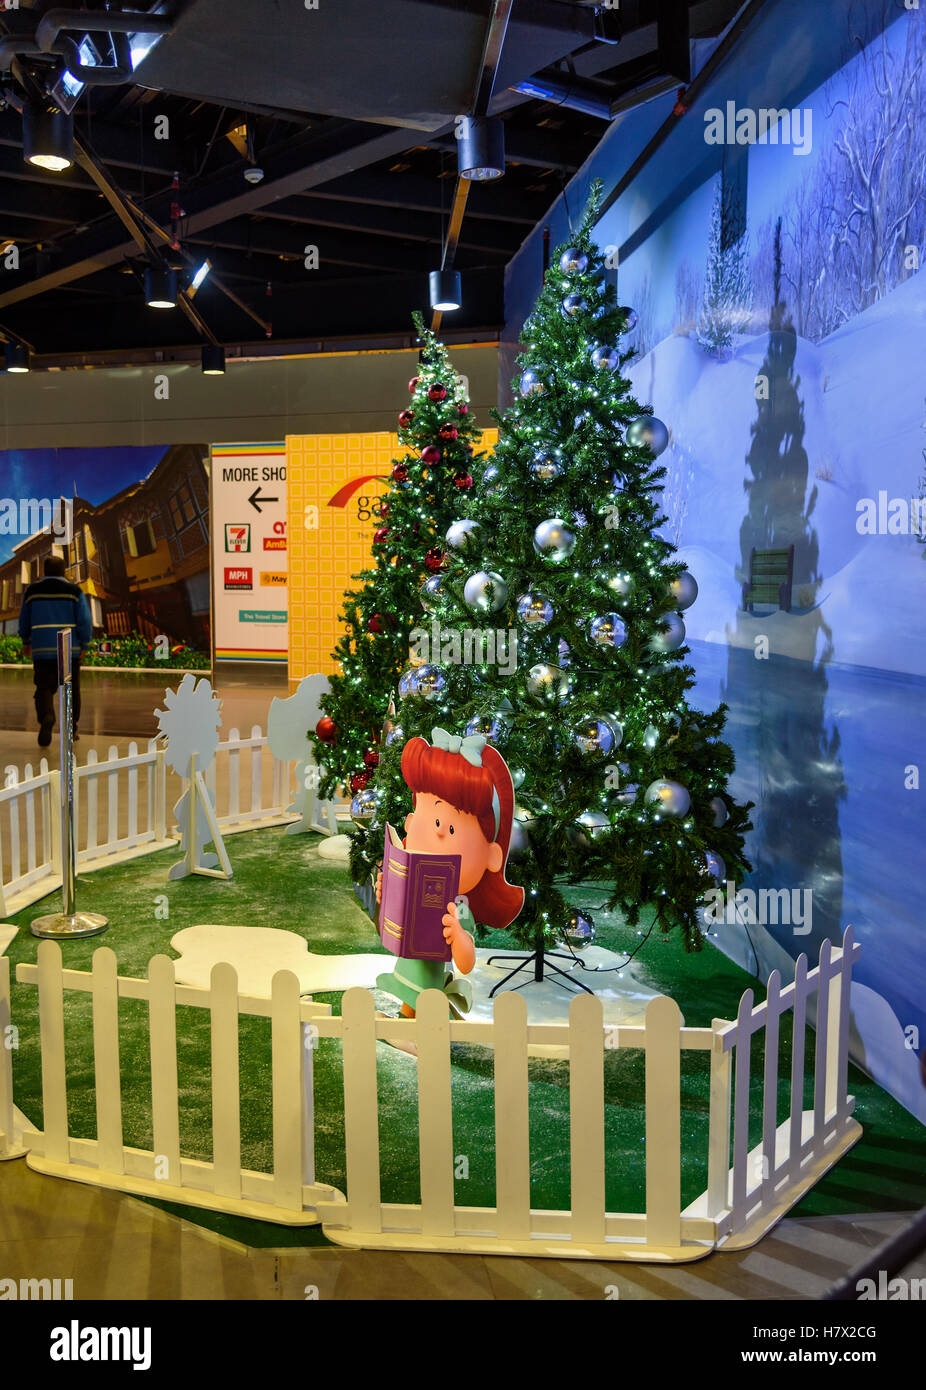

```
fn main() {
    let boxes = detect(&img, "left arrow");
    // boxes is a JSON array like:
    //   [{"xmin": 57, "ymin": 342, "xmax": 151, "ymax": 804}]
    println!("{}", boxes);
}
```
[{"xmin": 248, "ymin": 486, "xmax": 279, "ymax": 513}]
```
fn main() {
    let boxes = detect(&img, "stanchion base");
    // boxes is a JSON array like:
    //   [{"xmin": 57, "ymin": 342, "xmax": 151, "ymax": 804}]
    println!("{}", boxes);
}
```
[{"xmin": 30, "ymin": 912, "xmax": 110, "ymax": 940}]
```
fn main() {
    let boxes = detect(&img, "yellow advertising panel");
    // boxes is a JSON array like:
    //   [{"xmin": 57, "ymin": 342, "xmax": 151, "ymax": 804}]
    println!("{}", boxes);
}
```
[{"xmin": 286, "ymin": 430, "xmax": 496, "ymax": 682}]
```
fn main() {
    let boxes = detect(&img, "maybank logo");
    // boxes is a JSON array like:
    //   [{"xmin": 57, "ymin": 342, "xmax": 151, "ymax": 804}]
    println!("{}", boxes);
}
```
[{"xmin": 260, "ymin": 572, "xmax": 287, "ymax": 587}]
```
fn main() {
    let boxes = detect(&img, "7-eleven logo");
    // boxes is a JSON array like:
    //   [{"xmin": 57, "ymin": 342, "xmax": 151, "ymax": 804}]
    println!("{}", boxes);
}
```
[{"xmin": 225, "ymin": 523, "xmax": 251, "ymax": 552}]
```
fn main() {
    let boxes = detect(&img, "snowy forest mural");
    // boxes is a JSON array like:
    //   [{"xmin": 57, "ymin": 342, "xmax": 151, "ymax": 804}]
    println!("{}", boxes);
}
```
[{"xmin": 501, "ymin": 0, "xmax": 926, "ymax": 1120}]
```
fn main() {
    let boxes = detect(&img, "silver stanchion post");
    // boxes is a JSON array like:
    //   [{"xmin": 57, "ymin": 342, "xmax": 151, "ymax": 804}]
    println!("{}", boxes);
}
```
[{"xmin": 31, "ymin": 628, "xmax": 109, "ymax": 939}]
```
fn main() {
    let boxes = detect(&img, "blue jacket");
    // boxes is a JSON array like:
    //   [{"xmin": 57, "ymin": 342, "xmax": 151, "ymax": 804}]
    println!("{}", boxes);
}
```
[{"xmin": 19, "ymin": 576, "xmax": 93, "ymax": 660}]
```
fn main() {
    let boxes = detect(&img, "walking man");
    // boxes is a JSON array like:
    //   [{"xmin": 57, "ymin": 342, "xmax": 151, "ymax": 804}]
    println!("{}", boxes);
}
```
[{"xmin": 18, "ymin": 555, "xmax": 93, "ymax": 747}]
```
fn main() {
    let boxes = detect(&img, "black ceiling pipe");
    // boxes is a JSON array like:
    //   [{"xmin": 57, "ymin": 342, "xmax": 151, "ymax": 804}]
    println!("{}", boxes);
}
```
[
  {"xmin": 509, "ymin": 72, "xmax": 614, "ymax": 120},
  {"xmin": 51, "ymin": 31, "xmax": 135, "ymax": 86},
  {"xmin": 35, "ymin": 8, "xmax": 174, "ymax": 55}
]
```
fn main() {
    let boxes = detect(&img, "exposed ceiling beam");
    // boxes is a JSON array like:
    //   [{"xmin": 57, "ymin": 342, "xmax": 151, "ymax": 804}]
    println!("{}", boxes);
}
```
[{"xmin": 0, "ymin": 119, "xmax": 448, "ymax": 310}]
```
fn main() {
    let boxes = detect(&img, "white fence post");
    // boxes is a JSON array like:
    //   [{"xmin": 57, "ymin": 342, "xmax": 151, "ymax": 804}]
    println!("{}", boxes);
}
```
[
  {"xmin": 148, "ymin": 954, "xmax": 181, "ymax": 1186},
  {"xmin": 341, "ymin": 987, "xmax": 382, "ymax": 1236},
  {"xmin": 0, "ymin": 957, "xmax": 21, "ymax": 1159},
  {"xmin": 570, "ymin": 992, "xmax": 606, "ymax": 1245},
  {"xmin": 707, "ymin": 1015, "xmax": 732, "ymax": 1218},
  {"xmin": 644, "ymin": 994, "xmax": 682, "ymax": 1249},
  {"xmin": 416, "ymin": 989, "xmax": 455, "ymax": 1239},
  {"xmin": 493, "ymin": 991, "xmax": 531, "ymax": 1240},
  {"xmin": 210, "ymin": 961, "xmax": 242, "ymax": 1201},
  {"xmin": 271, "ymin": 968, "xmax": 306, "ymax": 1212}
]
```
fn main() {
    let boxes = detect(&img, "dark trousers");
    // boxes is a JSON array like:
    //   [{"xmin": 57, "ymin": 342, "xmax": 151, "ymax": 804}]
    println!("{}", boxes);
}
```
[{"xmin": 33, "ymin": 659, "xmax": 82, "ymax": 730}]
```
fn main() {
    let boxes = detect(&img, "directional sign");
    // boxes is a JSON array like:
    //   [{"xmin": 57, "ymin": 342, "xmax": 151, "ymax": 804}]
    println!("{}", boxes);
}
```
[{"xmin": 211, "ymin": 443, "xmax": 288, "ymax": 663}]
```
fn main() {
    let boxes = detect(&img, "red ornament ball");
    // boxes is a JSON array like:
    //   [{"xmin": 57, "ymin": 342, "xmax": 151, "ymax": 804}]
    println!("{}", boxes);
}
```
[
  {"xmin": 438, "ymin": 423, "xmax": 458, "ymax": 441},
  {"xmin": 373, "ymin": 526, "xmax": 390, "ymax": 544},
  {"xmin": 408, "ymin": 376, "xmax": 419, "ymax": 393},
  {"xmin": 454, "ymin": 472, "xmax": 474, "ymax": 490},
  {"xmin": 458, "ymin": 403, "xmax": 468, "ymax": 415},
  {"xmin": 424, "ymin": 547, "xmax": 446, "ymax": 573},
  {"xmin": 398, "ymin": 409, "xmax": 415, "ymax": 427},
  {"xmin": 367, "ymin": 614, "xmax": 383, "ymax": 633},
  {"xmin": 350, "ymin": 771, "xmax": 370, "ymax": 793},
  {"xmin": 420, "ymin": 445, "xmax": 442, "ymax": 466},
  {"xmin": 363, "ymin": 749, "xmax": 380, "ymax": 770},
  {"xmin": 392, "ymin": 464, "xmax": 409, "ymax": 483},
  {"xmin": 428, "ymin": 383, "xmax": 447, "ymax": 402},
  {"xmin": 315, "ymin": 716, "xmax": 337, "ymax": 745}
]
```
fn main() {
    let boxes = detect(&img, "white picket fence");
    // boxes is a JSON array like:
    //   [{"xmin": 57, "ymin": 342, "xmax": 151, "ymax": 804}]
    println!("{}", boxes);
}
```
[
  {"xmin": 0, "ymin": 928, "xmax": 862, "ymax": 1259},
  {"xmin": 0, "ymin": 727, "xmax": 338, "ymax": 917}
]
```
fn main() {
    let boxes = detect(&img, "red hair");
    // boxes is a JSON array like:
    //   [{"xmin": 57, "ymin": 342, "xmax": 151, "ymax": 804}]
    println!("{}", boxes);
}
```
[{"xmin": 400, "ymin": 736, "xmax": 524, "ymax": 930}]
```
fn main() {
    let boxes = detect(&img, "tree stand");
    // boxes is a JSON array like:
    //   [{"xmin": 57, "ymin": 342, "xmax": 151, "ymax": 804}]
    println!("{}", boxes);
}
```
[{"xmin": 487, "ymin": 927, "xmax": 594, "ymax": 998}]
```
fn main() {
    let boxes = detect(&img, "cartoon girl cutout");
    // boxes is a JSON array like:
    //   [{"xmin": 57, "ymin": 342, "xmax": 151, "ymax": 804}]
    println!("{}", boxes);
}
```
[{"xmin": 375, "ymin": 727, "xmax": 524, "ymax": 1018}]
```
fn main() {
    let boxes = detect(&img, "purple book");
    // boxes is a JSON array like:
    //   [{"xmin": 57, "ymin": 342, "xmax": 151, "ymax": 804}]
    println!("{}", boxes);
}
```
[{"xmin": 378, "ymin": 824, "xmax": 460, "ymax": 962}]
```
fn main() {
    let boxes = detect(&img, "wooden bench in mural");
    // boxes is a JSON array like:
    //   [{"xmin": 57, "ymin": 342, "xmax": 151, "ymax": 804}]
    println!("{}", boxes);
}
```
[{"xmin": 742, "ymin": 545, "xmax": 794, "ymax": 613}]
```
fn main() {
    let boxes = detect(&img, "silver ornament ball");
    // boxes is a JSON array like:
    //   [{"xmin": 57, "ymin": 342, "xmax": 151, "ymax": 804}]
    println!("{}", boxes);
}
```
[
  {"xmin": 517, "ymin": 592, "xmax": 553, "ymax": 627},
  {"xmin": 710, "ymin": 797, "xmax": 729, "ymax": 828},
  {"xmin": 482, "ymin": 463, "xmax": 502, "ymax": 492},
  {"xmin": 562, "ymin": 910, "xmax": 595, "ymax": 950},
  {"xmin": 703, "ymin": 850, "xmax": 726, "ymax": 883},
  {"xmin": 570, "ymin": 810, "xmax": 610, "ymax": 847},
  {"xmin": 644, "ymin": 779, "xmax": 691, "ymax": 817},
  {"xmin": 650, "ymin": 612, "xmax": 686, "ymax": 653},
  {"xmin": 670, "ymin": 572, "xmax": 698, "ymax": 611},
  {"xmin": 445, "ymin": 518, "xmax": 481, "ymax": 551},
  {"xmin": 559, "ymin": 247, "xmax": 588, "ymax": 275},
  {"xmin": 561, "ymin": 293, "xmax": 587, "ymax": 318},
  {"xmin": 414, "ymin": 664, "xmax": 447, "ymax": 701},
  {"xmin": 526, "ymin": 663, "xmax": 571, "ymax": 705},
  {"xmin": 349, "ymin": 789, "xmax": 377, "ymax": 826},
  {"xmin": 626, "ymin": 414, "xmax": 669, "ymax": 457},
  {"xmin": 589, "ymin": 612, "xmax": 627, "ymax": 648},
  {"xmin": 533, "ymin": 517, "xmax": 576, "ymax": 562},
  {"xmin": 619, "ymin": 306, "xmax": 639, "ymax": 332},
  {"xmin": 384, "ymin": 724, "xmax": 404, "ymax": 747},
  {"xmin": 464, "ymin": 570, "xmax": 508, "ymax": 614},
  {"xmin": 464, "ymin": 712, "xmax": 508, "ymax": 744},
  {"xmin": 530, "ymin": 451, "xmax": 561, "ymax": 482},
  {"xmin": 519, "ymin": 366, "xmax": 547, "ymax": 398},
  {"xmin": 605, "ymin": 571, "xmax": 633, "ymax": 599},
  {"xmin": 589, "ymin": 344, "xmax": 620, "ymax": 371},
  {"xmin": 574, "ymin": 717, "xmax": 617, "ymax": 758},
  {"xmin": 420, "ymin": 573, "xmax": 443, "ymax": 608}
]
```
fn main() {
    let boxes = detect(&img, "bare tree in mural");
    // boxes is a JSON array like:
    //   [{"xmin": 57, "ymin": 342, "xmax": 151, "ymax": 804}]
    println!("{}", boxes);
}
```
[
  {"xmin": 627, "ymin": 270, "xmax": 659, "ymax": 358},
  {"xmin": 661, "ymin": 441, "xmax": 696, "ymax": 548},
  {"xmin": 673, "ymin": 259, "xmax": 702, "ymax": 337},
  {"xmin": 824, "ymin": 3, "xmax": 926, "ymax": 320}
]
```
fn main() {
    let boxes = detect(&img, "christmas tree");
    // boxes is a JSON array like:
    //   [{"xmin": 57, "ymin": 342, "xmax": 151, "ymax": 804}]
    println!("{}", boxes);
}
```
[
  {"xmin": 352, "ymin": 183, "xmax": 752, "ymax": 960},
  {"xmin": 309, "ymin": 313, "xmax": 483, "ymax": 798},
  {"xmin": 697, "ymin": 179, "xmax": 752, "ymax": 358}
]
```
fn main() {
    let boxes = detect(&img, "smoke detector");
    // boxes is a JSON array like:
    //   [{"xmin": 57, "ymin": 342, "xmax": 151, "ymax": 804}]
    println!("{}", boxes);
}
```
[{"xmin": 244, "ymin": 165, "xmax": 264, "ymax": 185}]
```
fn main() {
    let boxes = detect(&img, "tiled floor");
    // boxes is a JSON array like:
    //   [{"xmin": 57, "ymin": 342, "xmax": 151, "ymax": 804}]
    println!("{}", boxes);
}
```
[{"xmin": 2, "ymin": 1157, "xmax": 923, "ymax": 1300}]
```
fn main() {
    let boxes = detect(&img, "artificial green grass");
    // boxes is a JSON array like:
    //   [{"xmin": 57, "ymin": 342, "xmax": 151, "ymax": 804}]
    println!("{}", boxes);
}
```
[{"xmin": 3, "ymin": 826, "xmax": 925, "ymax": 1250}]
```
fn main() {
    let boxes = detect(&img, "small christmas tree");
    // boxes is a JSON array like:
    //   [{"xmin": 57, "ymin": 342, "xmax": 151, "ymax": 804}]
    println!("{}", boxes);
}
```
[
  {"xmin": 309, "ymin": 313, "xmax": 483, "ymax": 798},
  {"xmin": 697, "ymin": 179, "xmax": 752, "ymax": 358},
  {"xmin": 353, "ymin": 182, "xmax": 752, "ymax": 965}
]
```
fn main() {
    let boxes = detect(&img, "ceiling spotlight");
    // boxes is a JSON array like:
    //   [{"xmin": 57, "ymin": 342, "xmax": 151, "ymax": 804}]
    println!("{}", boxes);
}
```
[
  {"xmin": 201, "ymin": 344, "xmax": 226, "ymax": 375},
  {"xmin": 22, "ymin": 101, "xmax": 74, "ymax": 173},
  {"xmin": 429, "ymin": 269, "xmax": 462, "ymax": 312},
  {"xmin": 145, "ymin": 264, "xmax": 178, "ymax": 309},
  {"xmin": 4, "ymin": 343, "xmax": 31, "ymax": 373},
  {"xmin": 457, "ymin": 116, "xmax": 505, "ymax": 181}
]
